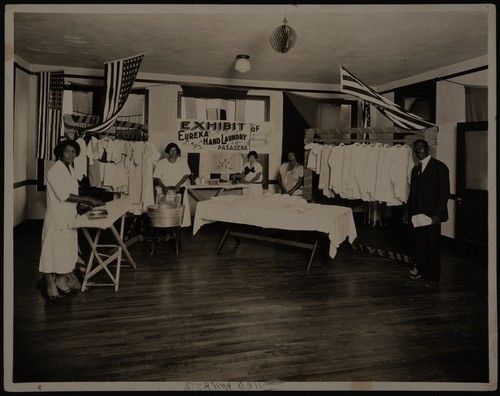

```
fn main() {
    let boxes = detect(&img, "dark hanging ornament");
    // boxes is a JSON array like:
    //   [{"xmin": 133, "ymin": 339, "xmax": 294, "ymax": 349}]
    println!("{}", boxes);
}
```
[{"xmin": 269, "ymin": 17, "xmax": 297, "ymax": 53}]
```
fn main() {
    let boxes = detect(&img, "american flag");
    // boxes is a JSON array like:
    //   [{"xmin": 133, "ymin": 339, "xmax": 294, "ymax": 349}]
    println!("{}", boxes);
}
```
[
  {"xmin": 86, "ymin": 53, "xmax": 144, "ymax": 133},
  {"xmin": 340, "ymin": 66, "xmax": 436, "ymax": 130},
  {"xmin": 362, "ymin": 101, "xmax": 371, "ymax": 128},
  {"xmin": 37, "ymin": 71, "xmax": 65, "ymax": 161}
]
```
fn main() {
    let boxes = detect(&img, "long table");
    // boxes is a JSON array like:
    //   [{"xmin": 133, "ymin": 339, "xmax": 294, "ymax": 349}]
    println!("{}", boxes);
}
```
[
  {"xmin": 69, "ymin": 197, "xmax": 137, "ymax": 291},
  {"xmin": 193, "ymin": 194, "xmax": 357, "ymax": 270}
]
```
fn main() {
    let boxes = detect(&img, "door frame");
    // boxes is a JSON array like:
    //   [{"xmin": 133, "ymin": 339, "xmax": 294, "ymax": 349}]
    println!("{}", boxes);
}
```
[{"xmin": 455, "ymin": 121, "xmax": 488, "ymax": 262}]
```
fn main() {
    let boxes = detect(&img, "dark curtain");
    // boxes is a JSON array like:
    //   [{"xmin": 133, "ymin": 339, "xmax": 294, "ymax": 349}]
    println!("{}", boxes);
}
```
[
  {"xmin": 181, "ymin": 85, "xmax": 248, "ymax": 99},
  {"xmin": 282, "ymin": 93, "xmax": 312, "ymax": 165},
  {"xmin": 465, "ymin": 86, "xmax": 488, "ymax": 122}
]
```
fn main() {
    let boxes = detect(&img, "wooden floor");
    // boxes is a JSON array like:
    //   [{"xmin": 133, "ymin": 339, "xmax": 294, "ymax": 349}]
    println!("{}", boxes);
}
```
[{"xmin": 7, "ymin": 213, "xmax": 492, "ymax": 390}]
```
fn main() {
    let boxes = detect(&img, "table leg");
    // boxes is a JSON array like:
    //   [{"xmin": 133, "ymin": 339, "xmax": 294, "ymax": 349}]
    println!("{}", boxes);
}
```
[
  {"xmin": 306, "ymin": 239, "xmax": 319, "ymax": 271},
  {"xmin": 213, "ymin": 187, "xmax": 225, "ymax": 197},
  {"xmin": 187, "ymin": 189, "xmax": 206, "ymax": 202},
  {"xmin": 113, "ymin": 215, "xmax": 125, "ymax": 291},
  {"xmin": 216, "ymin": 225, "xmax": 231, "ymax": 253}
]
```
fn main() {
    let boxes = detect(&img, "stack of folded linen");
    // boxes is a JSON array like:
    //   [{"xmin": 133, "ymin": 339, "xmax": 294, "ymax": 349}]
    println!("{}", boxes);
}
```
[{"xmin": 88, "ymin": 206, "xmax": 109, "ymax": 220}]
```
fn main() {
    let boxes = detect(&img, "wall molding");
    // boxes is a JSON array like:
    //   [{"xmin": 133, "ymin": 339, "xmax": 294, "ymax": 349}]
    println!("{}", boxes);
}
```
[
  {"xmin": 14, "ymin": 62, "xmax": 36, "ymax": 75},
  {"xmin": 14, "ymin": 180, "xmax": 37, "ymax": 189}
]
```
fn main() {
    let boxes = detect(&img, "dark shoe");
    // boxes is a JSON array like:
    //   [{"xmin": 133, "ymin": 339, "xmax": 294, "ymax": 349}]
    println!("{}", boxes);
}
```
[
  {"xmin": 45, "ymin": 288, "xmax": 64, "ymax": 305},
  {"xmin": 47, "ymin": 294, "xmax": 64, "ymax": 305},
  {"xmin": 409, "ymin": 274, "xmax": 423, "ymax": 280},
  {"xmin": 425, "ymin": 281, "xmax": 440, "ymax": 290}
]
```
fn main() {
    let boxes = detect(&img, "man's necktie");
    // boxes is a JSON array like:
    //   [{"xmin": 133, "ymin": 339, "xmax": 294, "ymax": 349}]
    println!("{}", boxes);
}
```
[{"xmin": 416, "ymin": 162, "xmax": 422, "ymax": 175}]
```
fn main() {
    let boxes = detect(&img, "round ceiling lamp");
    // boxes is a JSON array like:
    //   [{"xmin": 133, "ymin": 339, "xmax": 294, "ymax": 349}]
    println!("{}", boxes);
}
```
[
  {"xmin": 234, "ymin": 54, "xmax": 251, "ymax": 73},
  {"xmin": 270, "ymin": 17, "xmax": 297, "ymax": 53}
]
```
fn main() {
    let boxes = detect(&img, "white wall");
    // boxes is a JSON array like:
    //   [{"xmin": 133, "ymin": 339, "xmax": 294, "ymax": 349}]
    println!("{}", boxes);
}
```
[
  {"xmin": 12, "ymin": 57, "xmax": 39, "ymax": 225},
  {"xmin": 13, "ymin": 64, "xmax": 31, "ymax": 225}
]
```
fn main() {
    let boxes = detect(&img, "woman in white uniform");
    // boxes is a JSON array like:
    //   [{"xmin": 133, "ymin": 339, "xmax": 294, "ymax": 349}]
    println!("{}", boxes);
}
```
[
  {"xmin": 153, "ymin": 142, "xmax": 191, "ymax": 199},
  {"xmin": 278, "ymin": 151, "xmax": 304, "ymax": 196},
  {"xmin": 241, "ymin": 151, "xmax": 263, "ymax": 196},
  {"xmin": 39, "ymin": 139, "xmax": 103, "ymax": 304}
]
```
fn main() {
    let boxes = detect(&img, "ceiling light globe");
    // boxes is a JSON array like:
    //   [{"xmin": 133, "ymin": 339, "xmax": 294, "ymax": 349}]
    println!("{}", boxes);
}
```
[{"xmin": 234, "ymin": 54, "xmax": 251, "ymax": 73}]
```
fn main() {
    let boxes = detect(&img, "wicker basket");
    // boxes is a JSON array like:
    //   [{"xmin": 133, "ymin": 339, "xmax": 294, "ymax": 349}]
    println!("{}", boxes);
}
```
[{"xmin": 147, "ymin": 203, "xmax": 185, "ymax": 228}]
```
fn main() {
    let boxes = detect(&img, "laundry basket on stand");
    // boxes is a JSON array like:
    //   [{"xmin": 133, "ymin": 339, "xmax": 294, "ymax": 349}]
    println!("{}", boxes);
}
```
[{"xmin": 147, "ymin": 194, "xmax": 185, "ymax": 256}]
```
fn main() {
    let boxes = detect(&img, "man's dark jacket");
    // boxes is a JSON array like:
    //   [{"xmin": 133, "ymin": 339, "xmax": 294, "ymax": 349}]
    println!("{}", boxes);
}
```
[{"xmin": 407, "ymin": 156, "xmax": 450, "ymax": 222}]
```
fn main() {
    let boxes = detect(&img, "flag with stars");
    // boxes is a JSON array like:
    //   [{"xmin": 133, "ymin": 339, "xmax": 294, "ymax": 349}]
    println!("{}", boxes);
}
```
[
  {"xmin": 340, "ymin": 65, "xmax": 436, "ymax": 130},
  {"xmin": 36, "ymin": 71, "xmax": 65, "ymax": 160},
  {"xmin": 363, "ymin": 101, "xmax": 371, "ymax": 128},
  {"xmin": 86, "ymin": 53, "xmax": 145, "ymax": 133}
]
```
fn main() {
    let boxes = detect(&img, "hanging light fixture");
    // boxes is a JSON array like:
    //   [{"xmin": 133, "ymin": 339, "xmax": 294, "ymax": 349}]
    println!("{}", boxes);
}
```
[
  {"xmin": 270, "ymin": 17, "xmax": 297, "ymax": 53},
  {"xmin": 234, "ymin": 54, "xmax": 251, "ymax": 73}
]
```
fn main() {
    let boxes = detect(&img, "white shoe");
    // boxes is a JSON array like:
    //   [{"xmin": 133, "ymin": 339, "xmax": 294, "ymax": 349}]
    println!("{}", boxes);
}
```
[
  {"xmin": 409, "ymin": 267, "xmax": 419, "ymax": 276},
  {"xmin": 65, "ymin": 272, "xmax": 82, "ymax": 290}
]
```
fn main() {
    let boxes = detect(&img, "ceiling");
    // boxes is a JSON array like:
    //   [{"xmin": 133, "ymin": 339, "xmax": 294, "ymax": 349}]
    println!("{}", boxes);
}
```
[{"xmin": 11, "ymin": 4, "xmax": 491, "ymax": 89}]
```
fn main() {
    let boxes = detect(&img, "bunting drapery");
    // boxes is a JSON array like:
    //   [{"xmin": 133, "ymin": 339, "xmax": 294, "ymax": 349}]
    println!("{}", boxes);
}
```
[
  {"xmin": 340, "ymin": 66, "xmax": 436, "ymax": 130},
  {"xmin": 36, "ymin": 71, "xmax": 64, "ymax": 160},
  {"xmin": 85, "ymin": 53, "xmax": 145, "ymax": 134}
]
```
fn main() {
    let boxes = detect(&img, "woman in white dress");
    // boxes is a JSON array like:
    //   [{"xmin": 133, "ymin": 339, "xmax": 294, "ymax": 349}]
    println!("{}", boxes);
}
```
[
  {"xmin": 39, "ymin": 139, "xmax": 103, "ymax": 304},
  {"xmin": 241, "ymin": 151, "xmax": 263, "ymax": 196},
  {"xmin": 278, "ymin": 151, "xmax": 304, "ymax": 196},
  {"xmin": 153, "ymin": 142, "xmax": 191, "ymax": 200}
]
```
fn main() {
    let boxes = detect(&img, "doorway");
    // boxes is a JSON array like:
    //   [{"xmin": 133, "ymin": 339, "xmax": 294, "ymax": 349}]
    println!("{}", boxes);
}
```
[{"xmin": 455, "ymin": 121, "xmax": 488, "ymax": 264}]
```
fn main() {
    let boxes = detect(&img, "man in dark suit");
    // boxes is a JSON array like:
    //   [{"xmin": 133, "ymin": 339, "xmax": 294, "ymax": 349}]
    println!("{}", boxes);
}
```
[{"xmin": 403, "ymin": 139, "xmax": 450, "ymax": 288}]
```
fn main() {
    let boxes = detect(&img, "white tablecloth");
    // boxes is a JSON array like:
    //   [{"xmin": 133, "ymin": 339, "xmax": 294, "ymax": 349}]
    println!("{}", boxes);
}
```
[{"xmin": 193, "ymin": 194, "xmax": 357, "ymax": 259}]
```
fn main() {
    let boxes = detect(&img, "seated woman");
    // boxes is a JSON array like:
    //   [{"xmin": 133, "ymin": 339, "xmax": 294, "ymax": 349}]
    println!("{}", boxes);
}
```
[
  {"xmin": 153, "ymin": 142, "xmax": 191, "ymax": 203},
  {"xmin": 241, "ymin": 150, "xmax": 263, "ymax": 196},
  {"xmin": 278, "ymin": 151, "xmax": 304, "ymax": 196}
]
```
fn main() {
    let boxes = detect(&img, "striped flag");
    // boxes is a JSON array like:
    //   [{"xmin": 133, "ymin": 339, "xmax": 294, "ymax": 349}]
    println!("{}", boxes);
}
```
[
  {"xmin": 362, "ymin": 101, "xmax": 371, "ymax": 127},
  {"xmin": 36, "ymin": 71, "xmax": 64, "ymax": 160},
  {"xmin": 340, "ymin": 66, "xmax": 436, "ymax": 130},
  {"xmin": 86, "ymin": 53, "xmax": 144, "ymax": 133}
]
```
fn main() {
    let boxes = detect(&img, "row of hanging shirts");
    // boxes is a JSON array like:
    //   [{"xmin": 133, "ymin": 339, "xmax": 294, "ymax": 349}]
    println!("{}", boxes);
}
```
[
  {"xmin": 304, "ymin": 142, "xmax": 415, "ymax": 206},
  {"xmin": 73, "ymin": 136, "xmax": 162, "ymax": 214}
]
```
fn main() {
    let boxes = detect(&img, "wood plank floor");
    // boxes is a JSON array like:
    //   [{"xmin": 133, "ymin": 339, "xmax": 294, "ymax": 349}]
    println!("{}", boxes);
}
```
[{"xmin": 7, "ymin": 215, "xmax": 492, "ymax": 389}]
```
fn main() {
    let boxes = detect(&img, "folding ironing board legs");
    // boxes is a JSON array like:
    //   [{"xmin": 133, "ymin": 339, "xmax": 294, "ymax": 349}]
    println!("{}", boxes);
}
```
[{"xmin": 80, "ymin": 215, "xmax": 137, "ymax": 292}]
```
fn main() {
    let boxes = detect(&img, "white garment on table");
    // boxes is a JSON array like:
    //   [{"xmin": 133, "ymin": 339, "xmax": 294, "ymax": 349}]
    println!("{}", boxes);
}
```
[{"xmin": 39, "ymin": 161, "xmax": 78, "ymax": 274}]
